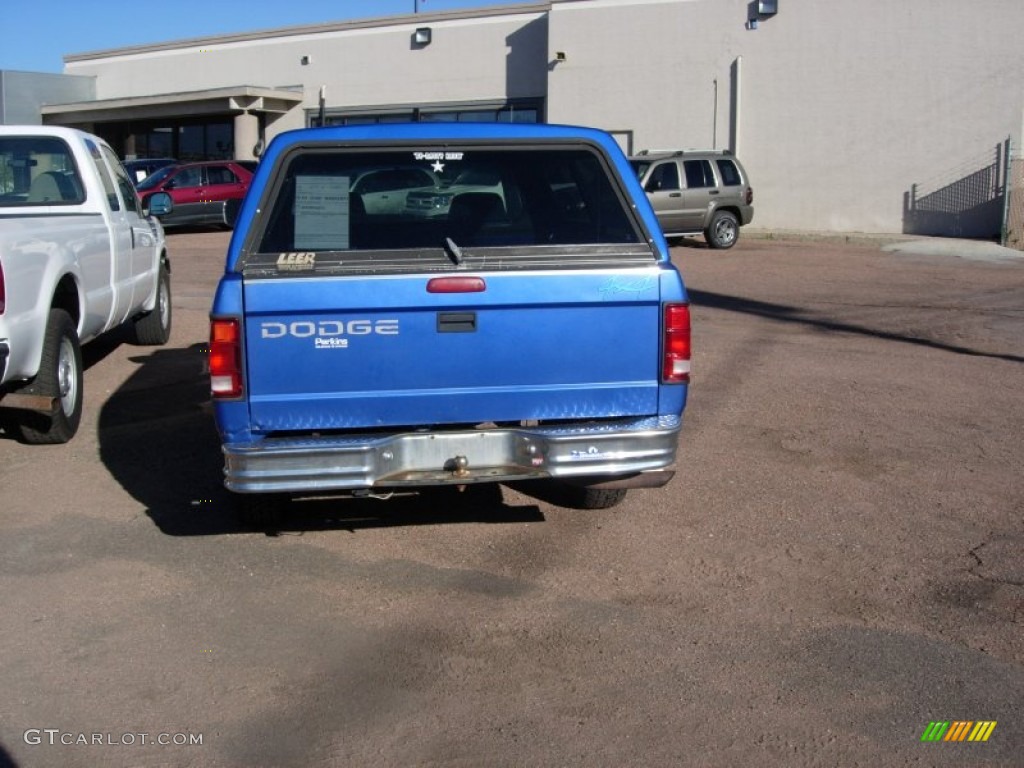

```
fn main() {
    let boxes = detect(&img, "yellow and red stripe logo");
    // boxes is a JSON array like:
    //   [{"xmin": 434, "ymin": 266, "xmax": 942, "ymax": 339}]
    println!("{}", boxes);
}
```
[{"xmin": 920, "ymin": 721, "xmax": 997, "ymax": 742}]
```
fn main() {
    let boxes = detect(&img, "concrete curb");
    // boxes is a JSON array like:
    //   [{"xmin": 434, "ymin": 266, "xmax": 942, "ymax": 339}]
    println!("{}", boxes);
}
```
[
  {"xmin": 881, "ymin": 238, "xmax": 1024, "ymax": 262},
  {"xmin": 744, "ymin": 229, "xmax": 1024, "ymax": 262}
]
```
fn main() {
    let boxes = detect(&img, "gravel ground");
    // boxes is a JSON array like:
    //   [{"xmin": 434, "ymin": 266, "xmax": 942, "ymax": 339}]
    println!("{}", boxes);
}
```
[{"xmin": 0, "ymin": 230, "xmax": 1021, "ymax": 768}]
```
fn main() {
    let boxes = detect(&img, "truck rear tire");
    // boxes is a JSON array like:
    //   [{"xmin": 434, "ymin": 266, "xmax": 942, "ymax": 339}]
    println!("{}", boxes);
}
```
[
  {"xmin": 567, "ymin": 486, "xmax": 628, "ymax": 510},
  {"xmin": 705, "ymin": 210, "xmax": 739, "ymax": 249},
  {"xmin": 132, "ymin": 265, "xmax": 172, "ymax": 345},
  {"xmin": 17, "ymin": 309, "xmax": 83, "ymax": 444}
]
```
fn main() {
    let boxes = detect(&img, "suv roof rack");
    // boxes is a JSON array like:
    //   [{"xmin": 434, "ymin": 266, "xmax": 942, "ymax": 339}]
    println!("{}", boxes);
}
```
[{"xmin": 635, "ymin": 148, "xmax": 734, "ymax": 156}]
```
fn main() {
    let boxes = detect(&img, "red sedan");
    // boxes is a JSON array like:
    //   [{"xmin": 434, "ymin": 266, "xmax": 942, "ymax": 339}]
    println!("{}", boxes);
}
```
[{"xmin": 138, "ymin": 160, "xmax": 254, "ymax": 229}]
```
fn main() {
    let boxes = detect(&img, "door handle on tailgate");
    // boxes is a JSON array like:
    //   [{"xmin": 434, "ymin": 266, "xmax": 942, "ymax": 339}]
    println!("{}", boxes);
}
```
[{"xmin": 437, "ymin": 312, "xmax": 477, "ymax": 333}]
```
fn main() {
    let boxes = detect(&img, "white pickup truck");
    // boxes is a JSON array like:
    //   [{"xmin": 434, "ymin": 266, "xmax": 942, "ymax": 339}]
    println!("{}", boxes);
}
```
[{"xmin": 0, "ymin": 126, "xmax": 172, "ymax": 443}]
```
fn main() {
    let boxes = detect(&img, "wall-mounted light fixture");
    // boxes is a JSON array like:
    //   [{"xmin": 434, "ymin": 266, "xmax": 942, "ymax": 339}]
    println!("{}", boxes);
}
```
[
  {"xmin": 747, "ymin": 0, "xmax": 778, "ymax": 29},
  {"xmin": 300, "ymin": 55, "xmax": 312, "ymax": 65},
  {"xmin": 555, "ymin": 51, "xmax": 567, "ymax": 62},
  {"xmin": 413, "ymin": 27, "xmax": 432, "ymax": 47}
]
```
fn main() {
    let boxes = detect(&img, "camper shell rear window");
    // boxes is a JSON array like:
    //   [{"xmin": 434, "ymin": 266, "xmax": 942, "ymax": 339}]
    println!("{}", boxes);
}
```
[{"xmin": 240, "ymin": 143, "xmax": 655, "ymax": 276}]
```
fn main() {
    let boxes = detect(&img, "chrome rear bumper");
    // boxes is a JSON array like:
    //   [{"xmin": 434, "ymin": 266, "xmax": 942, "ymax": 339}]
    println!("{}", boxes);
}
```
[{"xmin": 224, "ymin": 415, "xmax": 680, "ymax": 494}]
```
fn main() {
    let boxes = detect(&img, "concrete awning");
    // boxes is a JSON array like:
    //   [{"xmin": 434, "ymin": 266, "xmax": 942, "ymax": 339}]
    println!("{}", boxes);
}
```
[{"xmin": 40, "ymin": 85, "xmax": 304, "ymax": 124}]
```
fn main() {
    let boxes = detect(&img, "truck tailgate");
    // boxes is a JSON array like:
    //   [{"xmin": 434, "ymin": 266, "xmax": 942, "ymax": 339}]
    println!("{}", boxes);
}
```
[{"xmin": 242, "ymin": 268, "xmax": 661, "ymax": 433}]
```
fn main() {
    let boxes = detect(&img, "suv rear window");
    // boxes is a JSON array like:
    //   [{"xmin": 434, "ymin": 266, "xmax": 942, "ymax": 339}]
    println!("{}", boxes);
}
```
[
  {"xmin": 250, "ymin": 146, "xmax": 642, "ymax": 260},
  {"xmin": 716, "ymin": 159, "xmax": 742, "ymax": 186}
]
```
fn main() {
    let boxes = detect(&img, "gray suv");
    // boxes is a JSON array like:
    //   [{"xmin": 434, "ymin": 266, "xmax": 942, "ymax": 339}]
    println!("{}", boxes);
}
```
[{"xmin": 629, "ymin": 150, "xmax": 754, "ymax": 249}]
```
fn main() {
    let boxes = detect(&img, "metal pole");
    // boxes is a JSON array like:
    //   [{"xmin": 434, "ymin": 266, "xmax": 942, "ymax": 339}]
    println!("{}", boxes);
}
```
[
  {"xmin": 1000, "ymin": 136, "xmax": 1012, "ymax": 246},
  {"xmin": 712, "ymin": 79, "xmax": 718, "ymax": 149},
  {"xmin": 730, "ymin": 56, "xmax": 742, "ymax": 156}
]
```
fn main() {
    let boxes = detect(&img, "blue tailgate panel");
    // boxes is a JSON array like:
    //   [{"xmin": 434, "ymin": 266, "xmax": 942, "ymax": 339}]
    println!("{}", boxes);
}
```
[{"xmin": 243, "ymin": 269, "xmax": 662, "ymax": 433}]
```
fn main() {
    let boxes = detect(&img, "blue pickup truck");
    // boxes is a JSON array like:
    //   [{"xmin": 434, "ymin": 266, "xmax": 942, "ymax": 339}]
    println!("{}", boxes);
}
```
[{"xmin": 209, "ymin": 123, "xmax": 690, "ymax": 525}]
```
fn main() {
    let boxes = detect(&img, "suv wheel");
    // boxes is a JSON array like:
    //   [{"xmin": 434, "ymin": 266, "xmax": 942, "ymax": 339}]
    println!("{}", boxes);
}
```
[{"xmin": 706, "ymin": 210, "xmax": 739, "ymax": 249}]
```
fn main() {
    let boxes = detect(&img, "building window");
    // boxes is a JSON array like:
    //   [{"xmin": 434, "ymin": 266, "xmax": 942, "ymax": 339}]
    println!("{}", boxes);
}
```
[
  {"xmin": 101, "ymin": 119, "xmax": 237, "ymax": 161},
  {"xmin": 310, "ymin": 99, "xmax": 543, "ymax": 128}
]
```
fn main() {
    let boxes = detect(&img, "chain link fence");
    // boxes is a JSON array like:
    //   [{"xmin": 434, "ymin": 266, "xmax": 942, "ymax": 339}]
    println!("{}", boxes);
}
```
[{"xmin": 904, "ymin": 141, "xmax": 1006, "ymax": 240}]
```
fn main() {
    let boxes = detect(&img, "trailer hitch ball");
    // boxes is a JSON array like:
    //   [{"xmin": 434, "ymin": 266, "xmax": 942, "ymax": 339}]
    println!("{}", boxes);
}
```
[{"xmin": 452, "ymin": 455, "xmax": 470, "ymax": 477}]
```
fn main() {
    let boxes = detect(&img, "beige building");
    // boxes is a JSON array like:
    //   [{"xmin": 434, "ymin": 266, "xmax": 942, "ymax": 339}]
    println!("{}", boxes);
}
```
[{"xmin": 36, "ymin": 0, "xmax": 1024, "ymax": 235}]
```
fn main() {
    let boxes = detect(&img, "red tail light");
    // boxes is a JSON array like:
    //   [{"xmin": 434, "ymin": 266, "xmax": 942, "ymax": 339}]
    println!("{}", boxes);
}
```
[
  {"xmin": 0, "ymin": 259, "xmax": 5, "ymax": 315},
  {"xmin": 210, "ymin": 318, "xmax": 243, "ymax": 398},
  {"xmin": 746, "ymin": 186, "xmax": 754, "ymax": 205},
  {"xmin": 662, "ymin": 303, "xmax": 691, "ymax": 383}
]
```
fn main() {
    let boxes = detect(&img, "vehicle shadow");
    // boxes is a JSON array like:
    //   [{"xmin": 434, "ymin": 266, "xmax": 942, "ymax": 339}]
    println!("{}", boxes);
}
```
[
  {"xmin": 688, "ymin": 288, "xmax": 1024, "ymax": 364},
  {"xmin": 96, "ymin": 343, "xmax": 543, "ymax": 535},
  {"xmin": 0, "ymin": 741, "xmax": 18, "ymax": 768},
  {"xmin": 161, "ymin": 224, "xmax": 230, "ymax": 235},
  {"xmin": 669, "ymin": 237, "xmax": 710, "ymax": 249},
  {"xmin": 248, "ymin": 485, "xmax": 544, "ymax": 537}
]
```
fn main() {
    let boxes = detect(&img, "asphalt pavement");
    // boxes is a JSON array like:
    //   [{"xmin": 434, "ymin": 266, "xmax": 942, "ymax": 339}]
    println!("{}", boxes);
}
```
[{"xmin": 0, "ymin": 230, "xmax": 1021, "ymax": 767}]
